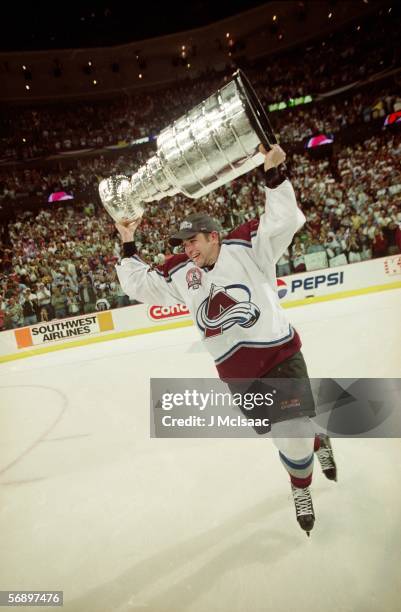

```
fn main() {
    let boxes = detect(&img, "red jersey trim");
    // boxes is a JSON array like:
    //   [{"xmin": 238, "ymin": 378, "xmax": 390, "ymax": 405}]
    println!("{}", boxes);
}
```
[
  {"xmin": 156, "ymin": 253, "xmax": 189, "ymax": 279},
  {"xmin": 226, "ymin": 219, "xmax": 260, "ymax": 242},
  {"xmin": 216, "ymin": 331, "xmax": 302, "ymax": 379}
]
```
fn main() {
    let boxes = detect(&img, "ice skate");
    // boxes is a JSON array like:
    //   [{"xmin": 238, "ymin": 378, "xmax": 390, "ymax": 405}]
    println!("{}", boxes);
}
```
[
  {"xmin": 316, "ymin": 435, "xmax": 337, "ymax": 481},
  {"xmin": 291, "ymin": 484, "xmax": 315, "ymax": 536}
]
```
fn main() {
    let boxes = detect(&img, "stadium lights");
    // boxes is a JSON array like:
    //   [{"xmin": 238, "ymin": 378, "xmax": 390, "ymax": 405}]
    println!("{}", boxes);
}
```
[
  {"xmin": 22, "ymin": 65, "xmax": 32, "ymax": 80},
  {"xmin": 270, "ymin": 16, "xmax": 279, "ymax": 34}
]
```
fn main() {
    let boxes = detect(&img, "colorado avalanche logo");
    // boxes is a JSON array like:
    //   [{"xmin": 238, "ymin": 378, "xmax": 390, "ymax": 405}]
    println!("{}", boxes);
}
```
[{"xmin": 196, "ymin": 283, "xmax": 260, "ymax": 338}]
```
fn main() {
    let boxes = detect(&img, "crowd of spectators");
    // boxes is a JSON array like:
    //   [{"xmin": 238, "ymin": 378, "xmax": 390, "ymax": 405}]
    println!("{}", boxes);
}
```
[
  {"xmin": 0, "ymin": 203, "xmax": 127, "ymax": 330},
  {"xmin": 1, "ymin": 5, "xmax": 399, "ymax": 161},
  {"xmin": 1, "ymin": 84, "xmax": 400, "ymax": 205},
  {"xmin": 1, "ymin": 131, "xmax": 400, "ymax": 330},
  {"xmin": 276, "ymin": 87, "xmax": 401, "ymax": 143},
  {"xmin": 0, "ymin": 151, "xmax": 145, "ymax": 203},
  {"xmin": 1, "ymin": 73, "xmax": 399, "ymax": 163},
  {"xmin": 0, "ymin": 6, "xmax": 399, "ymax": 330}
]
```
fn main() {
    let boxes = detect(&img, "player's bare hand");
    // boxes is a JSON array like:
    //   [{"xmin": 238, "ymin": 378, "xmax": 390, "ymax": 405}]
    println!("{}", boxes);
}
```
[
  {"xmin": 259, "ymin": 143, "xmax": 286, "ymax": 171},
  {"xmin": 115, "ymin": 218, "xmax": 142, "ymax": 242}
]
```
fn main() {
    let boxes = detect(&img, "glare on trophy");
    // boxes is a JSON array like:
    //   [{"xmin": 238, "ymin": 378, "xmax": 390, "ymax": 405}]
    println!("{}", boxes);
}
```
[
  {"xmin": 99, "ymin": 70, "xmax": 277, "ymax": 223},
  {"xmin": 98, "ymin": 174, "xmax": 145, "ymax": 225}
]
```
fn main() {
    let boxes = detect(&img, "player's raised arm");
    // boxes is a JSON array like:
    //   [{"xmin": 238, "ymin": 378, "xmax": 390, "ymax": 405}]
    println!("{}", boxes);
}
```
[
  {"xmin": 254, "ymin": 144, "xmax": 306, "ymax": 264},
  {"xmin": 114, "ymin": 219, "xmax": 185, "ymax": 306}
]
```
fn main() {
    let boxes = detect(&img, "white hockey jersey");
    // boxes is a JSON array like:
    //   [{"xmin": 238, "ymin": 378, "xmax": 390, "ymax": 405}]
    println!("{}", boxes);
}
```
[{"xmin": 116, "ymin": 179, "xmax": 305, "ymax": 378}]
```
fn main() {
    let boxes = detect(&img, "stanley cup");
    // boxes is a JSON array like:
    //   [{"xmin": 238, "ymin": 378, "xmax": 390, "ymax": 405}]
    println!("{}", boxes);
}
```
[{"xmin": 99, "ymin": 70, "xmax": 277, "ymax": 223}]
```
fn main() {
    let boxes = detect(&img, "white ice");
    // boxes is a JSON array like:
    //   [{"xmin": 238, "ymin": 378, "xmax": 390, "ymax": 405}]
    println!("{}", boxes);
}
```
[{"xmin": 0, "ymin": 289, "xmax": 401, "ymax": 612}]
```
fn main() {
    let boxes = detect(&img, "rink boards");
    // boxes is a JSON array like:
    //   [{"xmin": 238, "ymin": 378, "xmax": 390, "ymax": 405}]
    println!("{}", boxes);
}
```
[{"xmin": 0, "ymin": 254, "xmax": 400, "ymax": 363}]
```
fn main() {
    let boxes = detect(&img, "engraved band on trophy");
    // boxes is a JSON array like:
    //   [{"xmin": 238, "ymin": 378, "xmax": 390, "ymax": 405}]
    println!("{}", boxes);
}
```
[{"xmin": 99, "ymin": 70, "xmax": 277, "ymax": 223}]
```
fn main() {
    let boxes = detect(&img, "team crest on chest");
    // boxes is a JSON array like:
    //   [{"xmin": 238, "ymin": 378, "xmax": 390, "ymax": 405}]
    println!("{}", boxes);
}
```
[
  {"xmin": 186, "ymin": 267, "xmax": 202, "ymax": 290},
  {"xmin": 196, "ymin": 283, "xmax": 260, "ymax": 338}
]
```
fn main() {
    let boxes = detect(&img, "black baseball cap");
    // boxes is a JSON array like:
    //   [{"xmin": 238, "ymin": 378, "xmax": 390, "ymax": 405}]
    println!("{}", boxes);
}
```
[{"xmin": 169, "ymin": 213, "xmax": 222, "ymax": 246}]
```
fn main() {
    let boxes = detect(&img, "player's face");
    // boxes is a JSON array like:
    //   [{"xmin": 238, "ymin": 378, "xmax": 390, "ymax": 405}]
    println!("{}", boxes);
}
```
[{"xmin": 183, "ymin": 232, "xmax": 220, "ymax": 267}]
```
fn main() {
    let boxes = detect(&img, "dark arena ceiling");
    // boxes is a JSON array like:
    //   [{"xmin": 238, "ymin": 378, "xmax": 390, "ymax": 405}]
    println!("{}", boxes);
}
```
[{"xmin": 2, "ymin": 0, "xmax": 274, "ymax": 52}]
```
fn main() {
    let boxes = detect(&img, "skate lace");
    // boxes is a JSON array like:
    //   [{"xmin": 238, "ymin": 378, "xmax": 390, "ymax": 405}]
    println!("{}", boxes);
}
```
[
  {"xmin": 292, "ymin": 486, "xmax": 313, "ymax": 516},
  {"xmin": 317, "ymin": 446, "xmax": 334, "ymax": 470}
]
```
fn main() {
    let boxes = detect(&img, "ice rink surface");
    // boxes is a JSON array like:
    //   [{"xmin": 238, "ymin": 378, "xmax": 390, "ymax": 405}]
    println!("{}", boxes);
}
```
[{"xmin": 1, "ymin": 289, "xmax": 401, "ymax": 612}]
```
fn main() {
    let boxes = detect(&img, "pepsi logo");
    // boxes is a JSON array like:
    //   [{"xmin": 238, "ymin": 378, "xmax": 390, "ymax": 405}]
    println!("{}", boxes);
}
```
[{"xmin": 277, "ymin": 278, "xmax": 287, "ymax": 299}]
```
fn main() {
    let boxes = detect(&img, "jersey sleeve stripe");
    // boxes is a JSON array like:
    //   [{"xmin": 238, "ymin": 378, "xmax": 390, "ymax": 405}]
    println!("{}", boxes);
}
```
[{"xmin": 222, "ymin": 239, "xmax": 253, "ymax": 248}]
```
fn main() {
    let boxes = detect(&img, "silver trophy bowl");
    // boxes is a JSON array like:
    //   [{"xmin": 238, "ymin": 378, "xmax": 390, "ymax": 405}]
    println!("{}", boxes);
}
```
[{"xmin": 99, "ymin": 70, "xmax": 277, "ymax": 223}]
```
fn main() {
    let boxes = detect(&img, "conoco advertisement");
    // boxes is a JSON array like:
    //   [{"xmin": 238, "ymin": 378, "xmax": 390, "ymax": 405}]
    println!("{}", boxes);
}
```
[{"xmin": 147, "ymin": 304, "xmax": 190, "ymax": 321}]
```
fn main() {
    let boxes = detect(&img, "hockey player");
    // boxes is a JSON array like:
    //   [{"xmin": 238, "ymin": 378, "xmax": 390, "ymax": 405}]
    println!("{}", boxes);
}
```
[{"xmin": 115, "ymin": 144, "xmax": 337, "ymax": 536}]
